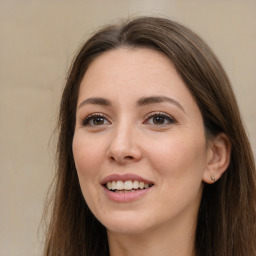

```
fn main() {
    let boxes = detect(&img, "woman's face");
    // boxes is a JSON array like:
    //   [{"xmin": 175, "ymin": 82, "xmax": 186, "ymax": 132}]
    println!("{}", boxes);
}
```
[{"xmin": 73, "ymin": 48, "xmax": 212, "ymax": 236}]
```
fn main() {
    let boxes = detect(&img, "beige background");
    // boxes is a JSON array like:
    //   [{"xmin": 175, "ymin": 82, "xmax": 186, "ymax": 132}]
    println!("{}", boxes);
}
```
[{"xmin": 0, "ymin": 0, "xmax": 255, "ymax": 255}]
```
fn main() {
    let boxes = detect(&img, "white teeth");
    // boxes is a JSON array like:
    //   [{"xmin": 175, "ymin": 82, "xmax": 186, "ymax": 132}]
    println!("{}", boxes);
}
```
[
  {"xmin": 139, "ymin": 182, "xmax": 144, "ymax": 189},
  {"xmin": 124, "ymin": 180, "xmax": 133, "ymax": 190},
  {"xmin": 105, "ymin": 180, "xmax": 152, "ymax": 191},
  {"xmin": 116, "ymin": 181, "xmax": 123, "ymax": 190},
  {"xmin": 133, "ymin": 180, "xmax": 139, "ymax": 189},
  {"xmin": 107, "ymin": 182, "xmax": 112, "ymax": 189},
  {"xmin": 111, "ymin": 181, "xmax": 117, "ymax": 190}
]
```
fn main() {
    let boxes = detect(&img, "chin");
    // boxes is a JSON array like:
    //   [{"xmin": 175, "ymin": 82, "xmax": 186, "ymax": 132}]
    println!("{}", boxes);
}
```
[{"xmin": 98, "ymin": 212, "xmax": 153, "ymax": 235}]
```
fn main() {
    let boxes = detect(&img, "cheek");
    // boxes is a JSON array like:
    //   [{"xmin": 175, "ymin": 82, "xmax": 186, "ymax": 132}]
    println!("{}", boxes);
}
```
[
  {"xmin": 147, "ymin": 134, "xmax": 208, "ymax": 182},
  {"xmin": 72, "ymin": 134, "xmax": 105, "ymax": 207},
  {"xmin": 72, "ymin": 133, "xmax": 105, "ymax": 211},
  {"xmin": 72, "ymin": 133, "xmax": 105, "ymax": 177}
]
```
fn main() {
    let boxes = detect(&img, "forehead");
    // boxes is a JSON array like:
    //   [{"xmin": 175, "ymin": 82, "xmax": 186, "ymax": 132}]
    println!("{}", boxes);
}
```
[
  {"xmin": 79, "ymin": 47, "xmax": 186, "ymax": 97},
  {"xmin": 86, "ymin": 47, "xmax": 175, "ymax": 78},
  {"xmin": 77, "ymin": 47, "xmax": 203, "ymax": 128}
]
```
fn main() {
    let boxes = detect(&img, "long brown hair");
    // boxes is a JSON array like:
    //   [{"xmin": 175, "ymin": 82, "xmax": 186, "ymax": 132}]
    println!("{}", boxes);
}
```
[{"xmin": 43, "ymin": 16, "xmax": 256, "ymax": 256}]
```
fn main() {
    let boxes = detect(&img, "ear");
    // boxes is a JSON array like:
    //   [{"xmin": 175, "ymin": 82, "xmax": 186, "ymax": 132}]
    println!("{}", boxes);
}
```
[{"xmin": 203, "ymin": 133, "xmax": 231, "ymax": 184}]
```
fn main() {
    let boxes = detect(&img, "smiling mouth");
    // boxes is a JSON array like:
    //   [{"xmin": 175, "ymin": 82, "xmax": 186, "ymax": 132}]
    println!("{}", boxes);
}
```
[{"xmin": 104, "ymin": 180, "xmax": 154, "ymax": 193}]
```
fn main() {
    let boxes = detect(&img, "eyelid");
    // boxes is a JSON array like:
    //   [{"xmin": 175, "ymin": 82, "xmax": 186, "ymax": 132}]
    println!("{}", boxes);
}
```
[
  {"xmin": 81, "ymin": 113, "xmax": 111, "ymax": 126},
  {"xmin": 143, "ymin": 111, "xmax": 177, "ymax": 125}
]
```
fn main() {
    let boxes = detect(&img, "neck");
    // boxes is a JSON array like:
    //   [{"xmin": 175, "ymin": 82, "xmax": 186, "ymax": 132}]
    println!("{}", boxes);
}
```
[{"xmin": 107, "ymin": 216, "xmax": 196, "ymax": 256}]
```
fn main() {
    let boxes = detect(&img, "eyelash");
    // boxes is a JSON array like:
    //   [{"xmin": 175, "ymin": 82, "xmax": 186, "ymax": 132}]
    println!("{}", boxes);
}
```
[
  {"xmin": 81, "ymin": 113, "xmax": 111, "ymax": 127},
  {"xmin": 144, "ymin": 112, "xmax": 176, "ymax": 126},
  {"xmin": 81, "ymin": 112, "xmax": 176, "ymax": 127}
]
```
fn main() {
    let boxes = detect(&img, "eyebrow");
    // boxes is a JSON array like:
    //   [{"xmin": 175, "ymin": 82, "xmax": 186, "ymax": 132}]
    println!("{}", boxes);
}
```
[
  {"xmin": 137, "ymin": 96, "xmax": 185, "ymax": 113},
  {"xmin": 78, "ymin": 96, "xmax": 185, "ymax": 113},
  {"xmin": 78, "ymin": 97, "xmax": 112, "ymax": 109}
]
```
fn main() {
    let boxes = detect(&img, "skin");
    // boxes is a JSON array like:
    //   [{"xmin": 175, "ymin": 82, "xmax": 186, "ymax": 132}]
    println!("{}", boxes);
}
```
[{"xmin": 72, "ymin": 48, "xmax": 229, "ymax": 256}]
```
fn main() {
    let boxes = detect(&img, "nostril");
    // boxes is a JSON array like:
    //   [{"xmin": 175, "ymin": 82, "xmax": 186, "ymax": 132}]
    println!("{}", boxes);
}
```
[
  {"xmin": 109, "ymin": 155, "xmax": 134, "ymax": 162},
  {"xmin": 125, "ymin": 156, "xmax": 134, "ymax": 160}
]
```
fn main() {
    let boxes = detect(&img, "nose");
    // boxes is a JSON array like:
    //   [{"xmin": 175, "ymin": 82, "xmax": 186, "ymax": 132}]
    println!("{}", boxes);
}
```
[{"xmin": 107, "ymin": 122, "xmax": 143, "ymax": 165}]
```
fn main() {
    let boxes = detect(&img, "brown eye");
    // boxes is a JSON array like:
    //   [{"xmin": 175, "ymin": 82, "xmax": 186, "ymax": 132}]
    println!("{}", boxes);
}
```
[
  {"xmin": 152, "ymin": 116, "xmax": 166, "ymax": 125},
  {"xmin": 93, "ymin": 117, "xmax": 105, "ymax": 125},
  {"xmin": 82, "ymin": 114, "xmax": 111, "ymax": 127},
  {"xmin": 144, "ymin": 113, "xmax": 176, "ymax": 126}
]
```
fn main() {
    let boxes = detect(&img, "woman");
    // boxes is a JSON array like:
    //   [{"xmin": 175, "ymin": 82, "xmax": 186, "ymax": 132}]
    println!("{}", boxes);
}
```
[{"xmin": 43, "ymin": 17, "xmax": 256, "ymax": 256}]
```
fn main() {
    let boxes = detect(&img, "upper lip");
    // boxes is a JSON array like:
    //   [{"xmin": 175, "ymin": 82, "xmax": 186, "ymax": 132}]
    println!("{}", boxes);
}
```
[{"xmin": 101, "ymin": 173, "xmax": 154, "ymax": 185}]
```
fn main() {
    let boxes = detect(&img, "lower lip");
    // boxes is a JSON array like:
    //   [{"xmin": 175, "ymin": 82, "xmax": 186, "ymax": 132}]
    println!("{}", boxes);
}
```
[{"xmin": 103, "ymin": 186, "xmax": 153, "ymax": 203}]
